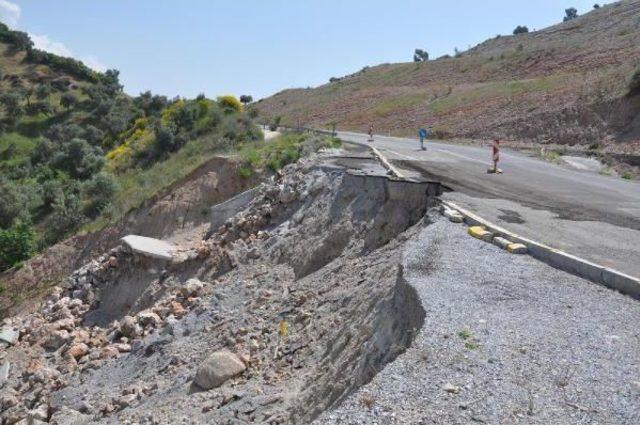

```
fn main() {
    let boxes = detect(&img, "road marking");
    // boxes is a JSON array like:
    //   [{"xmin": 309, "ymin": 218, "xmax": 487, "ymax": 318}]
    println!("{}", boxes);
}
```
[
  {"xmin": 382, "ymin": 145, "xmax": 487, "ymax": 166},
  {"xmin": 431, "ymin": 148, "xmax": 488, "ymax": 165},
  {"xmin": 380, "ymin": 148, "xmax": 415, "ymax": 161}
]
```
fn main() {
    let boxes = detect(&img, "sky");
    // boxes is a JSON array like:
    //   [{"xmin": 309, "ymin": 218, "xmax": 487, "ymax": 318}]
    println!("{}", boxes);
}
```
[{"xmin": 1, "ymin": 0, "xmax": 613, "ymax": 100}]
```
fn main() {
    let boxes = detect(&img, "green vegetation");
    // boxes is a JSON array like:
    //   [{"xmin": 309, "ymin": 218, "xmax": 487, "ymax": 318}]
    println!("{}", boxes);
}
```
[
  {"xmin": 563, "ymin": 7, "xmax": 579, "ymax": 22},
  {"xmin": 621, "ymin": 171, "xmax": 633, "ymax": 180},
  {"xmin": 513, "ymin": 25, "xmax": 529, "ymax": 35},
  {"xmin": 238, "ymin": 133, "xmax": 341, "ymax": 177},
  {"xmin": 457, "ymin": 329, "xmax": 480, "ymax": 350},
  {"xmin": 217, "ymin": 95, "xmax": 243, "ymax": 113},
  {"xmin": 0, "ymin": 22, "xmax": 261, "ymax": 269},
  {"xmin": 0, "ymin": 221, "xmax": 34, "ymax": 272},
  {"xmin": 457, "ymin": 329, "xmax": 471, "ymax": 340},
  {"xmin": 413, "ymin": 49, "xmax": 429, "ymax": 62}
]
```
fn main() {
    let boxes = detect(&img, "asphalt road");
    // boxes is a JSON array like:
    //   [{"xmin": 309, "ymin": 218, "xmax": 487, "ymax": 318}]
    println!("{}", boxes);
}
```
[{"xmin": 337, "ymin": 131, "xmax": 640, "ymax": 278}]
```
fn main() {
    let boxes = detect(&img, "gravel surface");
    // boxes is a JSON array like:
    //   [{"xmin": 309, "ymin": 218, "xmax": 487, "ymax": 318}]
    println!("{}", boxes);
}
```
[{"xmin": 317, "ymin": 215, "xmax": 640, "ymax": 424}]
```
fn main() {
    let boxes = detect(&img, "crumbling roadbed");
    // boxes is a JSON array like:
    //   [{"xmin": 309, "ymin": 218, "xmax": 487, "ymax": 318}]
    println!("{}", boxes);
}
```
[
  {"xmin": 318, "ymin": 217, "xmax": 640, "ymax": 424},
  {"xmin": 0, "ymin": 149, "xmax": 434, "ymax": 424}
]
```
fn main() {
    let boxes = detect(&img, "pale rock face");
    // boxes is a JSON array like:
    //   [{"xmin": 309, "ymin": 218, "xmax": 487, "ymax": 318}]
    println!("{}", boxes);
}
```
[{"xmin": 194, "ymin": 351, "xmax": 247, "ymax": 390}]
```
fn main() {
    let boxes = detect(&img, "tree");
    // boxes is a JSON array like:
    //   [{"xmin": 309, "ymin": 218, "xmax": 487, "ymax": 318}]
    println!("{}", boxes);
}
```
[
  {"xmin": 153, "ymin": 125, "xmax": 177, "ymax": 155},
  {"xmin": 240, "ymin": 95, "xmax": 253, "ymax": 105},
  {"xmin": 0, "ymin": 179, "xmax": 31, "ymax": 228},
  {"xmin": 513, "ymin": 25, "xmax": 529, "ymax": 35},
  {"xmin": 51, "ymin": 138, "xmax": 105, "ymax": 179},
  {"xmin": 413, "ymin": 49, "xmax": 429, "ymax": 62},
  {"xmin": 0, "ymin": 221, "xmax": 35, "ymax": 272},
  {"xmin": 83, "ymin": 172, "xmax": 118, "ymax": 217},
  {"xmin": 564, "ymin": 7, "xmax": 578, "ymax": 22},
  {"xmin": 593, "ymin": 4, "xmax": 600, "ymax": 9},
  {"xmin": 60, "ymin": 92, "xmax": 77, "ymax": 110},
  {"xmin": 102, "ymin": 69, "xmax": 123, "ymax": 95}
]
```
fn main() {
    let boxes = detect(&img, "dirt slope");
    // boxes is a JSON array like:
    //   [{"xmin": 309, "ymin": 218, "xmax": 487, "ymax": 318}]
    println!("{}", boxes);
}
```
[{"xmin": 256, "ymin": 0, "xmax": 640, "ymax": 152}]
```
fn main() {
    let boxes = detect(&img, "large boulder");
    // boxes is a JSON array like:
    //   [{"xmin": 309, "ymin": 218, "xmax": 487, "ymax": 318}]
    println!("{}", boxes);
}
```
[
  {"xmin": 194, "ymin": 351, "xmax": 246, "ymax": 390},
  {"xmin": 119, "ymin": 316, "xmax": 142, "ymax": 339}
]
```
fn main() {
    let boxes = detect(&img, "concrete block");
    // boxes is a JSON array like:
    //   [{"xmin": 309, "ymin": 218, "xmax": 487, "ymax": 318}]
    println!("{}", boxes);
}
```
[
  {"xmin": 0, "ymin": 327, "xmax": 18, "ymax": 345},
  {"xmin": 468, "ymin": 226, "xmax": 493, "ymax": 242},
  {"xmin": 443, "ymin": 208, "xmax": 464, "ymax": 223},
  {"xmin": 507, "ymin": 243, "xmax": 528, "ymax": 254},
  {"xmin": 493, "ymin": 236, "xmax": 511, "ymax": 250},
  {"xmin": 121, "ymin": 235, "xmax": 177, "ymax": 261}
]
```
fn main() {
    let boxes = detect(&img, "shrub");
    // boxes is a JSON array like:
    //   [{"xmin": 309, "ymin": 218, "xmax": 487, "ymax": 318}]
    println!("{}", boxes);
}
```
[
  {"xmin": 269, "ymin": 116, "xmax": 282, "ymax": 132},
  {"xmin": 413, "ymin": 49, "xmax": 429, "ymax": 62},
  {"xmin": 83, "ymin": 173, "xmax": 118, "ymax": 217},
  {"xmin": 0, "ymin": 23, "xmax": 33, "ymax": 51},
  {"xmin": 0, "ymin": 221, "xmax": 35, "ymax": 272},
  {"xmin": 36, "ymin": 83, "xmax": 51, "ymax": 100},
  {"xmin": 0, "ymin": 92, "xmax": 23, "ymax": 119},
  {"xmin": 26, "ymin": 49, "xmax": 100, "ymax": 83},
  {"xmin": 513, "ymin": 25, "xmax": 529, "ymax": 35},
  {"xmin": 563, "ymin": 7, "xmax": 578, "ymax": 22},
  {"xmin": 60, "ymin": 93, "xmax": 78, "ymax": 110},
  {"xmin": 628, "ymin": 65, "xmax": 640, "ymax": 96},
  {"xmin": 217, "ymin": 95, "xmax": 243, "ymax": 113},
  {"xmin": 26, "ymin": 101, "xmax": 53, "ymax": 116}
]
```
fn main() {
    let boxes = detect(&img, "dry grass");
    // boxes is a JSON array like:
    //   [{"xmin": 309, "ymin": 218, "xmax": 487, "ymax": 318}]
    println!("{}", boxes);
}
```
[{"xmin": 256, "ymin": 0, "xmax": 640, "ymax": 150}]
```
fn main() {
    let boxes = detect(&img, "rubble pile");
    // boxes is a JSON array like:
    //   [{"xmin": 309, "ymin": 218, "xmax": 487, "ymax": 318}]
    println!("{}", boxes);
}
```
[{"xmin": 1, "ymin": 155, "xmax": 431, "ymax": 424}]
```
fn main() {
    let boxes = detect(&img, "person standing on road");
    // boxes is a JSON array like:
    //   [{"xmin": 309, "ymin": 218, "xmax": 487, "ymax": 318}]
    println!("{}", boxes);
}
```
[
  {"xmin": 418, "ymin": 127, "xmax": 430, "ymax": 151},
  {"xmin": 490, "ymin": 139, "xmax": 503, "ymax": 174},
  {"xmin": 368, "ymin": 125, "xmax": 374, "ymax": 142}
]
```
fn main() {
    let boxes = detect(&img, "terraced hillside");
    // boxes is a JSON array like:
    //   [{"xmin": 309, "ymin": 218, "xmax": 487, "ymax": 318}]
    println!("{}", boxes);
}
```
[{"xmin": 256, "ymin": 0, "xmax": 640, "ymax": 153}]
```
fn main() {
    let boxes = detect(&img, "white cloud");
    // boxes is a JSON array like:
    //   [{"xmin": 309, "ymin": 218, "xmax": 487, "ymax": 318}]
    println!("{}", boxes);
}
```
[
  {"xmin": 81, "ymin": 55, "xmax": 108, "ymax": 72},
  {"xmin": 31, "ymin": 34, "xmax": 73, "ymax": 57},
  {"xmin": 0, "ymin": 0, "xmax": 20, "ymax": 28},
  {"xmin": 0, "ymin": 1, "xmax": 108, "ymax": 72}
]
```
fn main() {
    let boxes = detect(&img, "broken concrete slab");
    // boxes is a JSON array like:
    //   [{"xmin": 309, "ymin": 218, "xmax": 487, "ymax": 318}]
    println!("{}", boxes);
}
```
[
  {"xmin": 121, "ymin": 235, "xmax": 177, "ymax": 261},
  {"xmin": 0, "ymin": 327, "xmax": 18, "ymax": 345}
]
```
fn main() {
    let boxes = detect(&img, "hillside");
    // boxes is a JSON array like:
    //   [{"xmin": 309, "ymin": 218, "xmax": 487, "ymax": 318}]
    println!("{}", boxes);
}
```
[
  {"xmin": 256, "ymin": 0, "xmax": 640, "ymax": 153},
  {"xmin": 0, "ymin": 22, "xmax": 262, "ymax": 274}
]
